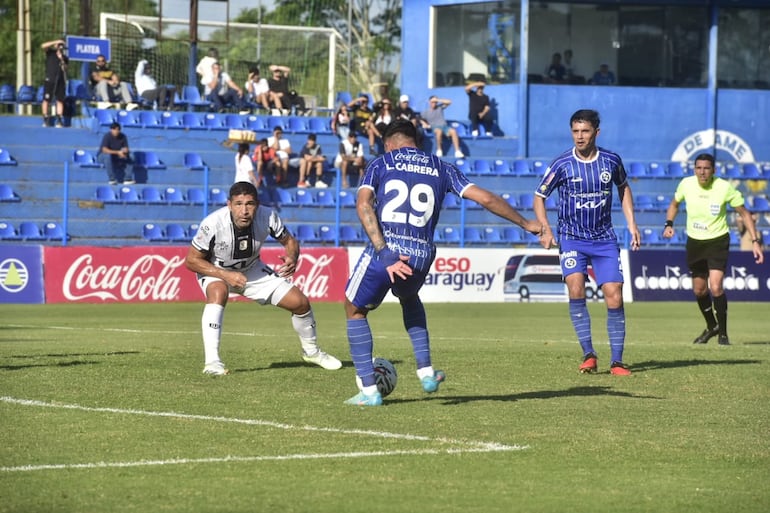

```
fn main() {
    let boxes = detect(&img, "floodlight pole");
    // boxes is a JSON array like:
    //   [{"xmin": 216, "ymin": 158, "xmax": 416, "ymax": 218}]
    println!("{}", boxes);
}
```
[{"xmin": 189, "ymin": 0, "xmax": 199, "ymax": 87}]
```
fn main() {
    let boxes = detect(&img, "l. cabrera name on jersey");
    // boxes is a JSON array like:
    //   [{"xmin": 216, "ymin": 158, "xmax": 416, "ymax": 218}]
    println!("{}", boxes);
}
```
[{"xmin": 192, "ymin": 206, "xmax": 286, "ymax": 270}]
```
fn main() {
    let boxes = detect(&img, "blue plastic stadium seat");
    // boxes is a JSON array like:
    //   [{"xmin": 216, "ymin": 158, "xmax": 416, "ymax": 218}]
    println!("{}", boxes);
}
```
[
  {"xmin": 187, "ymin": 188, "xmax": 206, "ymax": 205},
  {"xmin": 164, "ymin": 187, "xmax": 186, "ymax": 204},
  {"xmin": 743, "ymin": 163, "xmax": 761, "ymax": 179},
  {"xmin": 116, "ymin": 109, "xmax": 141, "ymax": 128},
  {"xmin": 441, "ymin": 226, "xmax": 461, "ymax": 243},
  {"xmin": 294, "ymin": 188, "xmax": 315, "ymax": 206},
  {"xmin": 0, "ymin": 221, "xmax": 18, "ymax": 240},
  {"xmin": 43, "ymin": 222, "xmax": 66, "ymax": 240},
  {"xmin": 750, "ymin": 195, "xmax": 770, "ymax": 212},
  {"xmin": 464, "ymin": 227, "xmax": 483, "ymax": 243},
  {"xmin": 287, "ymin": 116, "xmax": 309, "ymax": 133},
  {"xmin": 501, "ymin": 192, "xmax": 518, "ymax": 208},
  {"xmin": 339, "ymin": 225, "xmax": 361, "ymax": 243},
  {"xmin": 141, "ymin": 186, "xmax": 164, "ymax": 204},
  {"xmin": 337, "ymin": 190, "xmax": 356, "ymax": 208},
  {"xmin": 627, "ymin": 162, "xmax": 646, "ymax": 178},
  {"xmin": 308, "ymin": 117, "xmax": 333, "ymax": 135},
  {"xmin": 448, "ymin": 120, "xmax": 468, "ymax": 138},
  {"xmin": 453, "ymin": 158, "xmax": 471, "ymax": 174},
  {"xmin": 273, "ymin": 188, "xmax": 294, "ymax": 206},
  {"xmin": 246, "ymin": 115, "xmax": 268, "ymax": 131},
  {"xmin": 142, "ymin": 223, "xmax": 165, "ymax": 241},
  {"xmin": 184, "ymin": 152, "xmax": 206, "ymax": 170},
  {"xmin": 225, "ymin": 114, "xmax": 245, "ymax": 129},
  {"xmin": 73, "ymin": 149, "xmax": 102, "ymax": 168},
  {"xmin": 209, "ymin": 187, "xmax": 228, "ymax": 205},
  {"xmin": 133, "ymin": 151, "xmax": 166, "ymax": 169},
  {"xmin": 502, "ymin": 227, "xmax": 523, "ymax": 243},
  {"xmin": 315, "ymin": 190, "xmax": 335, "ymax": 207},
  {"xmin": 483, "ymin": 227, "xmax": 503, "ymax": 243},
  {"xmin": 295, "ymin": 224, "xmax": 317, "ymax": 243},
  {"xmin": 0, "ymin": 148, "xmax": 18, "ymax": 166},
  {"xmin": 160, "ymin": 111, "xmax": 184, "ymax": 129},
  {"xmin": 442, "ymin": 194, "xmax": 460, "ymax": 209},
  {"xmin": 119, "ymin": 186, "xmax": 140, "ymax": 203},
  {"xmin": 182, "ymin": 85, "xmax": 212, "ymax": 111},
  {"xmin": 182, "ymin": 113, "xmax": 206, "ymax": 130},
  {"xmin": 518, "ymin": 194, "xmax": 534, "ymax": 210},
  {"xmin": 0, "ymin": 184, "xmax": 21, "ymax": 202},
  {"xmin": 318, "ymin": 224, "xmax": 336, "ymax": 242},
  {"xmin": 471, "ymin": 159, "xmax": 492, "ymax": 175},
  {"xmin": 492, "ymin": 159, "xmax": 510, "ymax": 174},
  {"xmin": 165, "ymin": 223, "xmax": 188, "ymax": 242},
  {"xmin": 139, "ymin": 111, "xmax": 161, "ymax": 128},
  {"xmin": 94, "ymin": 109, "xmax": 116, "ymax": 126},
  {"xmin": 203, "ymin": 113, "xmax": 225, "ymax": 130},
  {"xmin": 266, "ymin": 116, "xmax": 286, "ymax": 131},
  {"xmin": 95, "ymin": 185, "xmax": 118, "ymax": 203},
  {"xmin": 19, "ymin": 221, "xmax": 44, "ymax": 240}
]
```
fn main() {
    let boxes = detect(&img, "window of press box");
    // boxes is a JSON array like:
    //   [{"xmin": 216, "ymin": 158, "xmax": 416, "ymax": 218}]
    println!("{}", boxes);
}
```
[{"xmin": 717, "ymin": 8, "xmax": 770, "ymax": 90}]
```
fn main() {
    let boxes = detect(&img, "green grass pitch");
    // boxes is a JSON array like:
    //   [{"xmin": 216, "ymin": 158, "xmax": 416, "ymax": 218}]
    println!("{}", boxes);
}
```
[{"xmin": 1, "ymin": 301, "xmax": 768, "ymax": 513}]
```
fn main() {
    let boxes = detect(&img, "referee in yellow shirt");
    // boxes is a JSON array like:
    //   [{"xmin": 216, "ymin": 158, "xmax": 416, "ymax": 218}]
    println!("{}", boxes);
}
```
[{"xmin": 663, "ymin": 153, "xmax": 764, "ymax": 345}]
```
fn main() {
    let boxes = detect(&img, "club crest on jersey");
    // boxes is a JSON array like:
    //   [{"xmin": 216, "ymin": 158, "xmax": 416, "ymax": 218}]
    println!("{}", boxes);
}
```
[
  {"xmin": 239, "ymin": 240, "xmax": 248, "ymax": 251},
  {"xmin": 600, "ymin": 171, "xmax": 611, "ymax": 183}
]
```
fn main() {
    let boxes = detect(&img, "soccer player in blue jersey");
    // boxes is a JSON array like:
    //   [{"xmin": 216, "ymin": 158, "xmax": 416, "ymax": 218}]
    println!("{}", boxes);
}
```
[
  {"xmin": 533, "ymin": 109, "xmax": 641, "ymax": 376},
  {"xmin": 344, "ymin": 120, "xmax": 543, "ymax": 406}
]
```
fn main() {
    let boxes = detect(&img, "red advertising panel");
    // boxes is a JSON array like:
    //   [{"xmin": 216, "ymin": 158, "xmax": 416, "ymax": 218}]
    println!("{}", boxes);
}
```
[{"xmin": 43, "ymin": 246, "xmax": 349, "ymax": 303}]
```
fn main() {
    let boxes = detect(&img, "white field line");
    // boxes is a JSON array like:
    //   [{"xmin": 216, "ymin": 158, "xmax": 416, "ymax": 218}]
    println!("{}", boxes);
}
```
[{"xmin": 0, "ymin": 396, "xmax": 528, "ymax": 473}]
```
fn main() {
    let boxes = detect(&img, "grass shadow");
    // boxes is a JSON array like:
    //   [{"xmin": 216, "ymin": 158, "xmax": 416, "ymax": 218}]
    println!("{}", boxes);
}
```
[
  {"xmin": 630, "ymin": 358, "xmax": 762, "ymax": 372},
  {"xmin": 1, "ymin": 360, "xmax": 100, "ymax": 371}
]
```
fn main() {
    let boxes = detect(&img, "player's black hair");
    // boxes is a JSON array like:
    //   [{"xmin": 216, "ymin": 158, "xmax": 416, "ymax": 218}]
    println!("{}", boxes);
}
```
[
  {"xmin": 570, "ymin": 109, "xmax": 600, "ymax": 129},
  {"xmin": 383, "ymin": 118, "xmax": 417, "ymax": 143},
  {"xmin": 693, "ymin": 153, "xmax": 716, "ymax": 166},
  {"xmin": 229, "ymin": 181, "xmax": 258, "ymax": 201}
]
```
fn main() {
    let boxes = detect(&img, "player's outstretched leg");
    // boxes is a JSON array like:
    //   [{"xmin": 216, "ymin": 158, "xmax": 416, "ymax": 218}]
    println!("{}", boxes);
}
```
[
  {"xmin": 345, "ymin": 317, "xmax": 381, "ymax": 406},
  {"xmin": 201, "ymin": 304, "xmax": 229, "ymax": 375},
  {"xmin": 293, "ymin": 309, "xmax": 342, "ymax": 370}
]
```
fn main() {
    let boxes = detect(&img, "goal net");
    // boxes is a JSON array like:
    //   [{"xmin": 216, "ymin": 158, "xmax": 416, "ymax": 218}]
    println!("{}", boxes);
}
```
[{"xmin": 99, "ymin": 13, "xmax": 343, "ymax": 110}]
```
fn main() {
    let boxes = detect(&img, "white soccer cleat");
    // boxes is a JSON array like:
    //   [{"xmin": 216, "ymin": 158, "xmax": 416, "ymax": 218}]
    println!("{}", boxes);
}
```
[
  {"xmin": 435, "ymin": 148, "xmax": 443, "ymax": 157},
  {"xmin": 302, "ymin": 350, "xmax": 342, "ymax": 370},
  {"xmin": 202, "ymin": 361, "xmax": 229, "ymax": 376},
  {"xmin": 454, "ymin": 150, "xmax": 465, "ymax": 158}
]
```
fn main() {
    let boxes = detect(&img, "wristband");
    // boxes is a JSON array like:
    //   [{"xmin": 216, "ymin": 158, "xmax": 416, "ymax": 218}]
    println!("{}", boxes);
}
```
[
  {"xmin": 374, "ymin": 247, "xmax": 400, "ymax": 266},
  {"xmin": 752, "ymin": 239, "xmax": 761, "ymax": 244},
  {"xmin": 664, "ymin": 220, "xmax": 674, "ymax": 229}
]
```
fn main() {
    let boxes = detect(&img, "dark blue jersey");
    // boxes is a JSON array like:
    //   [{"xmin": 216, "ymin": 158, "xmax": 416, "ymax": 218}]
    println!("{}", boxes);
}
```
[
  {"xmin": 359, "ymin": 146, "xmax": 472, "ymax": 271},
  {"xmin": 535, "ymin": 146, "xmax": 627, "ymax": 241}
]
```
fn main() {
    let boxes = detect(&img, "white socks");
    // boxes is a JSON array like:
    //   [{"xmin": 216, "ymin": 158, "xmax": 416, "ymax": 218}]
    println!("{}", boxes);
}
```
[
  {"xmin": 416, "ymin": 366, "xmax": 434, "ymax": 380},
  {"xmin": 292, "ymin": 309, "xmax": 319, "ymax": 355},
  {"xmin": 202, "ymin": 303, "xmax": 224, "ymax": 364}
]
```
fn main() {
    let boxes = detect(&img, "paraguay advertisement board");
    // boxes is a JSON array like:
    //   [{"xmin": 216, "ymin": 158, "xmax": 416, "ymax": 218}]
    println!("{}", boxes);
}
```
[
  {"xmin": 42, "ymin": 246, "xmax": 349, "ymax": 303},
  {"xmin": 346, "ymin": 246, "xmax": 633, "ymax": 303},
  {"xmin": 0, "ymin": 245, "xmax": 44, "ymax": 304}
]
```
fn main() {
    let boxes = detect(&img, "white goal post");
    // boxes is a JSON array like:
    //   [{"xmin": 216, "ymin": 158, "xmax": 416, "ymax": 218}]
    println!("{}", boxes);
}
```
[{"xmin": 99, "ymin": 13, "xmax": 342, "ymax": 109}]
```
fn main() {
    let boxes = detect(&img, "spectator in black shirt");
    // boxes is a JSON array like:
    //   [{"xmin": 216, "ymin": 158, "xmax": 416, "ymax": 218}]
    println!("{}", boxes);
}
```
[{"xmin": 41, "ymin": 39, "xmax": 68, "ymax": 127}]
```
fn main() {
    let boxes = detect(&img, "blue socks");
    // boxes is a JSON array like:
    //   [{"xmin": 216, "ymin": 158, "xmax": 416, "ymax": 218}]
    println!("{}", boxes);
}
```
[
  {"xmin": 401, "ymin": 296, "xmax": 431, "ymax": 369},
  {"xmin": 607, "ymin": 307, "xmax": 626, "ymax": 363},
  {"xmin": 569, "ymin": 298, "xmax": 594, "ymax": 357},
  {"xmin": 347, "ymin": 318, "xmax": 376, "ymax": 387}
]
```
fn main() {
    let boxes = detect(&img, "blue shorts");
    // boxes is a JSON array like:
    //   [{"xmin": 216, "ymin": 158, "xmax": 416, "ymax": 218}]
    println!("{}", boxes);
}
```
[
  {"xmin": 345, "ymin": 245, "xmax": 431, "ymax": 310},
  {"xmin": 559, "ymin": 239, "xmax": 623, "ymax": 286}
]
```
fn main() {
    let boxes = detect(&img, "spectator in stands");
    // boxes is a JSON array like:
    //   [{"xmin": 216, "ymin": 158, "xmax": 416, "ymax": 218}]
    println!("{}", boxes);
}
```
[
  {"xmin": 590, "ymin": 64, "xmax": 616, "ymax": 85},
  {"xmin": 202, "ymin": 61, "xmax": 248, "ymax": 114},
  {"xmin": 90, "ymin": 55, "xmax": 135, "ymax": 109},
  {"xmin": 331, "ymin": 103, "xmax": 351, "ymax": 140},
  {"xmin": 134, "ymin": 60, "xmax": 176, "ymax": 110},
  {"xmin": 234, "ymin": 142, "xmax": 258, "ymax": 187},
  {"xmin": 394, "ymin": 94, "xmax": 419, "ymax": 126},
  {"xmin": 251, "ymin": 138, "xmax": 277, "ymax": 187},
  {"xmin": 267, "ymin": 64, "xmax": 292, "ymax": 112},
  {"xmin": 297, "ymin": 134, "xmax": 328, "ymax": 188},
  {"xmin": 734, "ymin": 211, "xmax": 763, "ymax": 251},
  {"xmin": 420, "ymin": 95, "xmax": 464, "ymax": 158},
  {"xmin": 464, "ymin": 80, "xmax": 494, "ymax": 137},
  {"xmin": 366, "ymin": 98, "xmax": 394, "ymax": 155},
  {"xmin": 41, "ymin": 39, "xmax": 68, "ymax": 128},
  {"xmin": 544, "ymin": 52, "xmax": 567, "ymax": 84},
  {"xmin": 184, "ymin": 181, "xmax": 342, "ymax": 376},
  {"xmin": 334, "ymin": 132, "xmax": 366, "ymax": 188},
  {"xmin": 348, "ymin": 94, "xmax": 373, "ymax": 136},
  {"xmin": 267, "ymin": 126, "xmax": 292, "ymax": 185},
  {"xmin": 98, "ymin": 122, "xmax": 134, "ymax": 185},
  {"xmin": 663, "ymin": 153, "xmax": 763, "ymax": 346},
  {"xmin": 244, "ymin": 66, "xmax": 271, "ymax": 111},
  {"xmin": 195, "ymin": 47, "xmax": 219, "ymax": 79},
  {"xmin": 563, "ymin": 49, "xmax": 575, "ymax": 81}
]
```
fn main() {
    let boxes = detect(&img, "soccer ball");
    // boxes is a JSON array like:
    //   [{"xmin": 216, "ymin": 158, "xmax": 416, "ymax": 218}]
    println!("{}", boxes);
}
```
[{"xmin": 356, "ymin": 357, "xmax": 398, "ymax": 397}]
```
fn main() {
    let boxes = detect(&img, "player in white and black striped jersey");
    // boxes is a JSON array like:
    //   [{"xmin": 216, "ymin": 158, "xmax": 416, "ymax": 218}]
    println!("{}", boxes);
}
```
[{"xmin": 185, "ymin": 181, "xmax": 342, "ymax": 376}]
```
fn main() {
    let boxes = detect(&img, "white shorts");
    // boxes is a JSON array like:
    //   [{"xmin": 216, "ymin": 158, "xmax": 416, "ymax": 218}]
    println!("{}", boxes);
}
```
[{"xmin": 197, "ymin": 260, "xmax": 294, "ymax": 306}]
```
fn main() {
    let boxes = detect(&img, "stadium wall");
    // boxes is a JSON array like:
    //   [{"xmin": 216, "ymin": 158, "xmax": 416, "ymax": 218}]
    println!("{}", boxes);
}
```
[
  {"xmin": 400, "ymin": 0, "xmax": 770, "ymax": 163},
  {"xmin": 2, "ymin": 245, "xmax": 768, "ymax": 304}
]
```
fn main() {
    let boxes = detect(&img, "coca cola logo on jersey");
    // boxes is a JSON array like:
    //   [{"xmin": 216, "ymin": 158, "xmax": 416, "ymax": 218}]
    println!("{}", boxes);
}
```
[{"xmin": 62, "ymin": 253, "xmax": 186, "ymax": 301}]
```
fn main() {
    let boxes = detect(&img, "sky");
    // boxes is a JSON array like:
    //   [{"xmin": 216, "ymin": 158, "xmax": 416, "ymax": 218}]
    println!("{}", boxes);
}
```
[{"xmin": 160, "ymin": 0, "xmax": 276, "ymax": 23}]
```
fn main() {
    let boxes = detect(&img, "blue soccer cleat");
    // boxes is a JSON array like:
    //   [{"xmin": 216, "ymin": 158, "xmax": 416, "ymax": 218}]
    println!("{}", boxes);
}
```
[
  {"xmin": 344, "ymin": 390, "xmax": 383, "ymax": 406},
  {"xmin": 421, "ymin": 370, "xmax": 446, "ymax": 393}
]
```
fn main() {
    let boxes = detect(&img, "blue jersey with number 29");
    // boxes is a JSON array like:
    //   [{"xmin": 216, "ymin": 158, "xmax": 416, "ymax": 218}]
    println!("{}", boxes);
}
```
[{"xmin": 359, "ymin": 146, "xmax": 472, "ymax": 272}]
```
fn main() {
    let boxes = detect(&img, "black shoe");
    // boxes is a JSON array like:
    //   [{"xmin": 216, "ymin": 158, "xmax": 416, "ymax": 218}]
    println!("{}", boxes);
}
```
[
  {"xmin": 718, "ymin": 335, "xmax": 730, "ymax": 345},
  {"xmin": 693, "ymin": 326, "xmax": 719, "ymax": 344}
]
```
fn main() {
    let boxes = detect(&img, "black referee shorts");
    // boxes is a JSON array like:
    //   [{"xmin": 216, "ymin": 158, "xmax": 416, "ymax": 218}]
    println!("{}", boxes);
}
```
[{"xmin": 686, "ymin": 233, "xmax": 730, "ymax": 278}]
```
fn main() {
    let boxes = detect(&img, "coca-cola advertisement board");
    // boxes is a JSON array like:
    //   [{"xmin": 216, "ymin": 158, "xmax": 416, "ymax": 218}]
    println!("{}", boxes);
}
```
[{"xmin": 44, "ymin": 246, "xmax": 349, "ymax": 303}]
